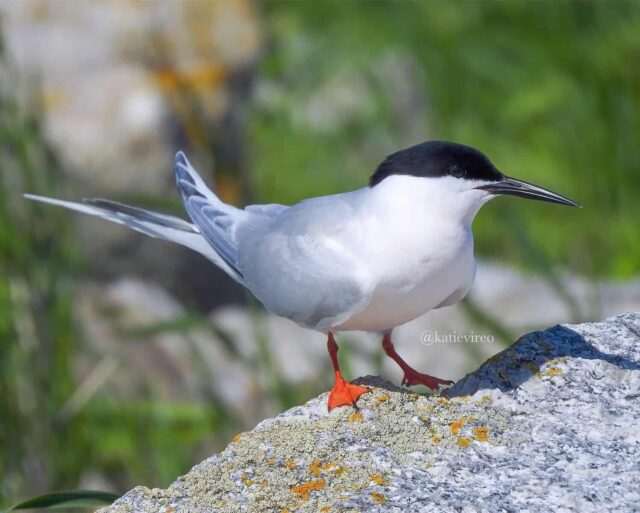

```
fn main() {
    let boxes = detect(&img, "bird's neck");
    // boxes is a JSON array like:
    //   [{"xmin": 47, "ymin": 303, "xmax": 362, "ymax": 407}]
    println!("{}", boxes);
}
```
[{"xmin": 368, "ymin": 175, "xmax": 490, "ymax": 228}]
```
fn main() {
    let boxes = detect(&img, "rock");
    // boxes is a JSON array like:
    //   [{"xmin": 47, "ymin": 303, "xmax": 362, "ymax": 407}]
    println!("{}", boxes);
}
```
[{"xmin": 98, "ymin": 313, "xmax": 640, "ymax": 512}]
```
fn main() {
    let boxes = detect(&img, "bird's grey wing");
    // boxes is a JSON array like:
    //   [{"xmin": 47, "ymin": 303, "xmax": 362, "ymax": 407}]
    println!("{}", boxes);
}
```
[
  {"xmin": 237, "ymin": 193, "xmax": 373, "ymax": 330},
  {"xmin": 174, "ymin": 152, "xmax": 247, "ymax": 282},
  {"xmin": 244, "ymin": 203, "xmax": 288, "ymax": 218}
]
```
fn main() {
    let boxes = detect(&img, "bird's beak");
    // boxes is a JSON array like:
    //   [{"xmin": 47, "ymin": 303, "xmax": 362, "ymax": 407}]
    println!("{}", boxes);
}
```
[{"xmin": 477, "ymin": 176, "xmax": 580, "ymax": 207}]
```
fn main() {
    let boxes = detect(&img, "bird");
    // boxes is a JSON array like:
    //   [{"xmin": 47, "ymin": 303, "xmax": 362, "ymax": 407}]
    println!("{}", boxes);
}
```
[{"xmin": 25, "ymin": 140, "xmax": 579, "ymax": 411}]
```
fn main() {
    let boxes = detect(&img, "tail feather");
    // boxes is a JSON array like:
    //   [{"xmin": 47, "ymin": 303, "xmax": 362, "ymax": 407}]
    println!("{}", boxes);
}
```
[
  {"xmin": 85, "ymin": 198, "xmax": 197, "ymax": 233},
  {"xmin": 23, "ymin": 193, "xmax": 245, "ymax": 284}
]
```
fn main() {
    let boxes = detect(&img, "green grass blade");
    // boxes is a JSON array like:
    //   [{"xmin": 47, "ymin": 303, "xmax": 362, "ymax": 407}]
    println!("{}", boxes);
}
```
[{"xmin": 3, "ymin": 491, "xmax": 120, "ymax": 512}]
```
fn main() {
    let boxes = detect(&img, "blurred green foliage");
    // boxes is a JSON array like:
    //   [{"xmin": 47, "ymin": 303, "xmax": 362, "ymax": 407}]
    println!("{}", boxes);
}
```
[
  {"xmin": 251, "ymin": 0, "xmax": 640, "ymax": 278},
  {"xmin": 1, "ymin": 0, "xmax": 639, "ymax": 508}
]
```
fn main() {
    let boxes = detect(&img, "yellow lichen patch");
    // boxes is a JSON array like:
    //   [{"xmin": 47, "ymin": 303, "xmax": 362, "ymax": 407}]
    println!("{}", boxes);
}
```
[
  {"xmin": 546, "ymin": 367, "xmax": 563, "ymax": 376},
  {"xmin": 432, "ymin": 435, "xmax": 442, "ymax": 444},
  {"xmin": 435, "ymin": 397, "xmax": 450, "ymax": 406},
  {"xmin": 472, "ymin": 426, "xmax": 489, "ymax": 442},
  {"xmin": 231, "ymin": 433, "xmax": 243, "ymax": 443},
  {"xmin": 241, "ymin": 474, "xmax": 254, "ymax": 486},
  {"xmin": 457, "ymin": 437, "xmax": 472, "ymax": 448},
  {"xmin": 371, "ymin": 492, "xmax": 387, "ymax": 505},
  {"xmin": 283, "ymin": 459, "xmax": 297, "ymax": 470},
  {"xmin": 291, "ymin": 479, "xmax": 326, "ymax": 500},
  {"xmin": 333, "ymin": 466, "xmax": 348, "ymax": 476},
  {"xmin": 450, "ymin": 417, "xmax": 468, "ymax": 435},
  {"xmin": 320, "ymin": 507, "xmax": 330, "ymax": 513},
  {"xmin": 376, "ymin": 393, "xmax": 390, "ymax": 402},
  {"xmin": 370, "ymin": 474, "xmax": 389, "ymax": 486},
  {"xmin": 459, "ymin": 395, "xmax": 471, "ymax": 403},
  {"xmin": 475, "ymin": 394, "xmax": 491, "ymax": 406},
  {"xmin": 348, "ymin": 412, "xmax": 364, "ymax": 423}
]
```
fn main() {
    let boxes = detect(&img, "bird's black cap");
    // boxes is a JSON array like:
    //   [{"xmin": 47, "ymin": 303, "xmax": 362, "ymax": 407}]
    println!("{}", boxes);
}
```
[{"xmin": 369, "ymin": 140, "xmax": 503, "ymax": 187}]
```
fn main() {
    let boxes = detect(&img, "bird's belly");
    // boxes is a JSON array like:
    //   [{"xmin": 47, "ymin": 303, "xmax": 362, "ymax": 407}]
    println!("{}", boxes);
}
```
[{"xmin": 335, "ymin": 252, "xmax": 475, "ymax": 332}]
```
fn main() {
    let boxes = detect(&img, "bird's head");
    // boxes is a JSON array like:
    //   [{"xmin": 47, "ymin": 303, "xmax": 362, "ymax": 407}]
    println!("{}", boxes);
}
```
[{"xmin": 369, "ymin": 141, "xmax": 579, "ymax": 217}]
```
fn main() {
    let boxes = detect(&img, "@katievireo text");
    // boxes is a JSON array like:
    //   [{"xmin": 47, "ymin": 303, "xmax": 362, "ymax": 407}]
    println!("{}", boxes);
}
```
[{"xmin": 421, "ymin": 331, "xmax": 495, "ymax": 345}]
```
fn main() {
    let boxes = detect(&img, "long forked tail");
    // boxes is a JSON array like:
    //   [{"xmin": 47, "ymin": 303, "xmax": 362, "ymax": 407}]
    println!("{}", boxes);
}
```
[{"xmin": 24, "ymin": 176, "xmax": 245, "ymax": 284}]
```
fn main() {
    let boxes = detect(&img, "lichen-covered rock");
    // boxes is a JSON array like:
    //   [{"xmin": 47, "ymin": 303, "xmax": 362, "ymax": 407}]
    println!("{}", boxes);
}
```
[{"xmin": 98, "ymin": 313, "xmax": 640, "ymax": 512}]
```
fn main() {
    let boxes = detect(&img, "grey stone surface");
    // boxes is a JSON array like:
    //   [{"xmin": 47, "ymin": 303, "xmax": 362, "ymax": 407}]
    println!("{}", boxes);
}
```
[{"xmin": 98, "ymin": 313, "xmax": 640, "ymax": 512}]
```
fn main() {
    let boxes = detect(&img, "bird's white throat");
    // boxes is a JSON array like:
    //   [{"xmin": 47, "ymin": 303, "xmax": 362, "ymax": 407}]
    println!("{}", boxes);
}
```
[{"xmin": 369, "ymin": 174, "xmax": 495, "ymax": 227}]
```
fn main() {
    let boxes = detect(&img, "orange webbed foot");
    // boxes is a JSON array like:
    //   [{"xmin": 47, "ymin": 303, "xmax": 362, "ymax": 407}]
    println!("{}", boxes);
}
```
[{"xmin": 327, "ymin": 378, "xmax": 368, "ymax": 411}]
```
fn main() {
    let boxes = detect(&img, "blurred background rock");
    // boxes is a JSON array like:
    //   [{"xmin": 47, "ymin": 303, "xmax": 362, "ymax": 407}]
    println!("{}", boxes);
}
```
[{"xmin": 1, "ymin": 0, "xmax": 639, "ymax": 505}]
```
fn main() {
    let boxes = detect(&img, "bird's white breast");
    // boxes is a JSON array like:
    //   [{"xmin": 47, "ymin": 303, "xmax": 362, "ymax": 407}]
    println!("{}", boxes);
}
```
[{"xmin": 334, "ymin": 176, "xmax": 481, "ymax": 332}]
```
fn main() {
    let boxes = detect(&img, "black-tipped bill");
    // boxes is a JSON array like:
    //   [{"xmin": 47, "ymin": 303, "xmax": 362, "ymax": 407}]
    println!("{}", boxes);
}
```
[{"xmin": 477, "ymin": 176, "xmax": 580, "ymax": 207}]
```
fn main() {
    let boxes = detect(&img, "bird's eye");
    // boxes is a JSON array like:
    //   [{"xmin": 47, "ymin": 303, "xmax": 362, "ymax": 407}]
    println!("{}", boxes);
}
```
[{"xmin": 449, "ymin": 165, "xmax": 465, "ymax": 178}]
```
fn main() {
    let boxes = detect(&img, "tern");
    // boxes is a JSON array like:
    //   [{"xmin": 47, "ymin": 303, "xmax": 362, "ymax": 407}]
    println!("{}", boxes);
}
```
[{"xmin": 26, "ymin": 141, "xmax": 579, "ymax": 410}]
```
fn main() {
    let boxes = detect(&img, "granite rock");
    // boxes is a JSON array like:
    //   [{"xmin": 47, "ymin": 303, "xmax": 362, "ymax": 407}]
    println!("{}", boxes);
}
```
[{"xmin": 98, "ymin": 313, "xmax": 640, "ymax": 513}]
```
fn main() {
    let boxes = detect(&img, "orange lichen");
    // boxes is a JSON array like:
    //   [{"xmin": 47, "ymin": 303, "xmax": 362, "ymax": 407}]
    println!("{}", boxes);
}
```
[
  {"xmin": 450, "ymin": 417, "xmax": 468, "ymax": 435},
  {"xmin": 547, "ymin": 367, "xmax": 563, "ymax": 376},
  {"xmin": 320, "ymin": 507, "xmax": 330, "ymax": 513},
  {"xmin": 371, "ymin": 492, "xmax": 387, "ymax": 505},
  {"xmin": 231, "ymin": 433, "xmax": 243, "ymax": 442},
  {"xmin": 309, "ymin": 460, "xmax": 322, "ymax": 477},
  {"xmin": 241, "ymin": 475, "xmax": 267, "ymax": 488},
  {"xmin": 473, "ymin": 426, "xmax": 489, "ymax": 442},
  {"xmin": 309, "ymin": 460, "xmax": 338, "ymax": 476},
  {"xmin": 267, "ymin": 459, "xmax": 275, "ymax": 465},
  {"xmin": 376, "ymin": 393, "xmax": 390, "ymax": 402},
  {"xmin": 348, "ymin": 412, "xmax": 364, "ymax": 423},
  {"xmin": 457, "ymin": 437, "xmax": 472, "ymax": 448},
  {"xmin": 291, "ymin": 479, "xmax": 326, "ymax": 500},
  {"xmin": 283, "ymin": 459, "xmax": 297, "ymax": 470},
  {"xmin": 370, "ymin": 474, "xmax": 389, "ymax": 486}
]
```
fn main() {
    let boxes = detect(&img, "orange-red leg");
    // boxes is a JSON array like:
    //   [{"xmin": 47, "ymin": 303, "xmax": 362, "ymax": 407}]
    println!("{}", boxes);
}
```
[
  {"xmin": 381, "ymin": 333, "xmax": 453, "ymax": 390},
  {"xmin": 327, "ymin": 332, "xmax": 368, "ymax": 411}
]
